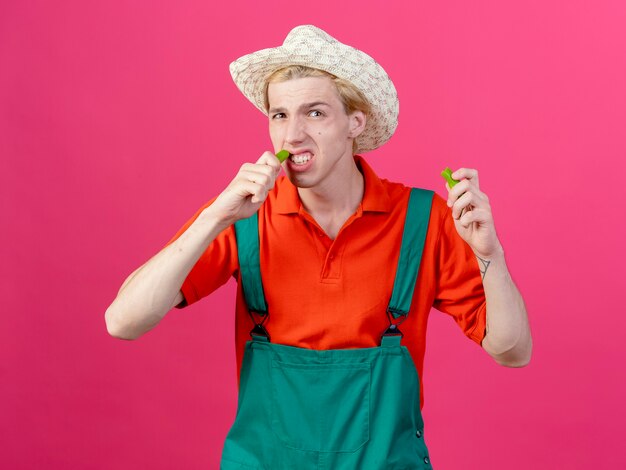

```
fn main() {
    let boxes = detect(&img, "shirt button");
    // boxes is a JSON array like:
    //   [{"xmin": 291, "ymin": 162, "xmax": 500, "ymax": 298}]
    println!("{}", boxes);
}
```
[
  {"xmin": 416, "ymin": 429, "xmax": 422, "ymax": 438},
  {"xmin": 329, "ymin": 254, "xmax": 334, "ymax": 259},
  {"xmin": 424, "ymin": 457, "xmax": 430, "ymax": 464}
]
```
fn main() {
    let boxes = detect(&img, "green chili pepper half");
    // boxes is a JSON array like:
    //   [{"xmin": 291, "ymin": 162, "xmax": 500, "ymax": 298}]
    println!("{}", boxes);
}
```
[
  {"xmin": 441, "ymin": 167, "xmax": 460, "ymax": 188},
  {"xmin": 276, "ymin": 150, "xmax": 290, "ymax": 163}
]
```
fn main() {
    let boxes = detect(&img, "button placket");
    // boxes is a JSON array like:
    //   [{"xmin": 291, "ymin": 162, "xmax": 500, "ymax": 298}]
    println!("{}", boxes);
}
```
[{"xmin": 321, "ymin": 238, "xmax": 346, "ymax": 280}]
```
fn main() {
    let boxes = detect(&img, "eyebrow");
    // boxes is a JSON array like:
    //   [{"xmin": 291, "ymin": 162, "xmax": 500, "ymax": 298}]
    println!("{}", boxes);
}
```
[{"xmin": 268, "ymin": 101, "xmax": 331, "ymax": 114}]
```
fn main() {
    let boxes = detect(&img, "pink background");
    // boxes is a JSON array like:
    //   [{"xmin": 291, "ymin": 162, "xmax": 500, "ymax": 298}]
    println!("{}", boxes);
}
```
[{"xmin": 2, "ymin": 1, "xmax": 624, "ymax": 468}]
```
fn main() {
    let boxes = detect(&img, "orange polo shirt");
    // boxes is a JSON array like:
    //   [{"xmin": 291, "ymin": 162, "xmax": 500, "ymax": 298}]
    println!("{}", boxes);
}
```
[{"xmin": 170, "ymin": 155, "xmax": 487, "ymax": 406}]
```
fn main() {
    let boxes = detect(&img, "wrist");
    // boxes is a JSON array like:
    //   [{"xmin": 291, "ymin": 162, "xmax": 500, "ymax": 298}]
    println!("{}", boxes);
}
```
[
  {"xmin": 196, "ymin": 204, "xmax": 234, "ymax": 234},
  {"xmin": 189, "ymin": 204, "xmax": 234, "ymax": 239},
  {"xmin": 474, "ymin": 247, "xmax": 510, "ymax": 283},
  {"xmin": 472, "ymin": 237, "xmax": 505, "ymax": 261},
  {"xmin": 474, "ymin": 247, "xmax": 504, "ymax": 262}
]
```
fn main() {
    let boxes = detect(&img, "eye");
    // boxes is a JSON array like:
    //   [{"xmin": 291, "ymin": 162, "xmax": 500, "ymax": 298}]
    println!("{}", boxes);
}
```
[
  {"xmin": 271, "ymin": 112, "xmax": 286, "ymax": 120},
  {"xmin": 308, "ymin": 110, "xmax": 323, "ymax": 117}
]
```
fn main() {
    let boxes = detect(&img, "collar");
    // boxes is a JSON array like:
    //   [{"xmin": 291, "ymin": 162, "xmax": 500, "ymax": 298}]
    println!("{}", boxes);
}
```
[{"xmin": 275, "ymin": 155, "xmax": 392, "ymax": 215}]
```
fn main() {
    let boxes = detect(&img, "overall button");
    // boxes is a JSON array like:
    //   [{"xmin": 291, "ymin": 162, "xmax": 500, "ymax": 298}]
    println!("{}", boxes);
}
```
[{"xmin": 416, "ymin": 429, "xmax": 422, "ymax": 438}]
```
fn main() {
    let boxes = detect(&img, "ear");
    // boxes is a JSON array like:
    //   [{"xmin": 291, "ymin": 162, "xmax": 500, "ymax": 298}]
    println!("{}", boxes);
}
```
[{"xmin": 348, "ymin": 111, "xmax": 367, "ymax": 138}]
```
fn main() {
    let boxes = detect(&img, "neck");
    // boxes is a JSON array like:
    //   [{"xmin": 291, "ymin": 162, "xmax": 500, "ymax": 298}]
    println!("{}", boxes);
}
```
[{"xmin": 297, "ymin": 155, "xmax": 365, "ymax": 227}]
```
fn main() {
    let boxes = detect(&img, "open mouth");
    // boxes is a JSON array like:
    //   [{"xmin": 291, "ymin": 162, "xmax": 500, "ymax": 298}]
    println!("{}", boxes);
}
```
[{"xmin": 289, "ymin": 152, "xmax": 313, "ymax": 165}]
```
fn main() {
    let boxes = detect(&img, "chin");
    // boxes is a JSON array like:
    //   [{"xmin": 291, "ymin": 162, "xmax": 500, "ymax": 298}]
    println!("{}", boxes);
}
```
[{"xmin": 286, "ymin": 172, "xmax": 314, "ymax": 188}]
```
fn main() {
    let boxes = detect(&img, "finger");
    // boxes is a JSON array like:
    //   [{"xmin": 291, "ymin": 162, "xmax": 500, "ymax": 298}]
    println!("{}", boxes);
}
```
[
  {"xmin": 238, "ymin": 169, "xmax": 272, "ymax": 189},
  {"xmin": 459, "ymin": 207, "xmax": 489, "ymax": 228},
  {"xmin": 240, "ymin": 161, "xmax": 276, "ymax": 178},
  {"xmin": 452, "ymin": 168, "xmax": 479, "ymax": 188},
  {"xmin": 447, "ymin": 179, "xmax": 471, "ymax": 207},
  {"xmin": 235, "ymin": 181, "xmax": 267, "ymax": 204},
  {"xmin": 452, "ymin": 191, "xmax": 474, "ymax": 219},
  {"xmin": 458, "ymin": 208, "xmax": 477, "ymax": 228},
  {"xmin": 448, "ymin": 180, "xmax": 488, "ymax": 209},
  {"xmin": 256, "ymin": 151, "xmax": 282, "ymax": 173},
  {"xmin": 232, "ymin": 180, "xmax": 265, "ymax": 200},
  {"xmin": 238, "ymin": 164, "xmax": 279, "ymax": 192},
  {"xmin": 250, "ymin": 189, "xmax": 268, "ymax": 204}
]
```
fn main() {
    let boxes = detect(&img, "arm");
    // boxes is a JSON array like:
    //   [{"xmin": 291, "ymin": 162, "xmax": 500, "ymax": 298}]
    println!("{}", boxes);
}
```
[
  {"xmin": 446, "ymin": 168, "xmax": 532, "ymax": 367},
  {"xmin": 104, "ymin": 152, "xmax": 282, "ymax": 340}
]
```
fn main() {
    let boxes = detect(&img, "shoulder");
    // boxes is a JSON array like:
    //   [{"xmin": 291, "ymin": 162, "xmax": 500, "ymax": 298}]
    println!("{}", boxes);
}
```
[
  {"xmin": 381, "ymin": 177, "xmax": 449, "ymax": 221},
  {"xmin": 379, "ymin": 177, "xmax": 410, "ymax": 200},
  {"xmin": 387, "ymin": 181, "xmax": 452, "ymax": 246},
  {"xmin": 430, "ymin": 191, "xmax": 451, "ymax": 223}
]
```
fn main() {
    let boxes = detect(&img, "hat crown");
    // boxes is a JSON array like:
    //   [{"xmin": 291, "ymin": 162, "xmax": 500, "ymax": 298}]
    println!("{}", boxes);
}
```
[{"xmin": 283, "ymin": 25, "xmax": 337, "ymax": 49}]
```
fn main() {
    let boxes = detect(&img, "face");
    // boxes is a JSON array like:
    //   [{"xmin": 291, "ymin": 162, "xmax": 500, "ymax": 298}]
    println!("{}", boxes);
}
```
[{"xmin": 267, "ymin": 76, "xmax": 365, "ymax": 191}]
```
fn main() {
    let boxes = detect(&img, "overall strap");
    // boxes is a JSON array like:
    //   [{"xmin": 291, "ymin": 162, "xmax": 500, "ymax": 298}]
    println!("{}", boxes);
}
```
[
  {"xmin": 387, "ymin": 188, "xmax": 434, "ymax": 319},
  {"xmin": 234, "ymin": 213, "xmax": 268, "ymax": 316}
]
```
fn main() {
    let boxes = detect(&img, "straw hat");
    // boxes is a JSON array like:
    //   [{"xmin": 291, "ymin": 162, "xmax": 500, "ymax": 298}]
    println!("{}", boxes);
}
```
[{"xmin": 229, "ymin": 25, "xmax": 399, "ymax": 152}]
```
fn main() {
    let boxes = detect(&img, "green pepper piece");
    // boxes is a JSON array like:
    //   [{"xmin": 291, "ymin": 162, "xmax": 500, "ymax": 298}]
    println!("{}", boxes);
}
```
[
  {"xmin": 441, "ymin": 167, "xmax": 459, "ymax": 188},
  {"xmin": 276, "ymin": 150, "xmax": 290, "ymax": 163}
]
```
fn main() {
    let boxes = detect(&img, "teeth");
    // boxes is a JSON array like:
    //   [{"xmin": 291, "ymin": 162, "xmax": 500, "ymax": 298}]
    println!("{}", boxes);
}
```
[{"xmin": 290, "ymin": 153, "xmax": 312, "ymax": 165}]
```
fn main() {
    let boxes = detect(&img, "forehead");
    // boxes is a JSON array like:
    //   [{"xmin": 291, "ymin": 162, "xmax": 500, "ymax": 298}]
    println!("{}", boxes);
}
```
[{"xmin": 266, "ymin": 76, "xmax": 342, "ymax": 109}]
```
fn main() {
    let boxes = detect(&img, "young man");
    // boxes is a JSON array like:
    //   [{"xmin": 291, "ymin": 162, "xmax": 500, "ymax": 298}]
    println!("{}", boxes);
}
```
[{"xmin": 106, "ymin": 25, "xmax": 531, "ymax": 469}]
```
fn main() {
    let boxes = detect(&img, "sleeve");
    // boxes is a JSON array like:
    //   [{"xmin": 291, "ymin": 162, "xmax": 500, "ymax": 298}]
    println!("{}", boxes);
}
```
[
  {"xmin": 164, "ymin": 199, "xmax": 239, "ymax": 308},
  {"xmin": 431, "ymin": 194, "xmax": 487, "ymax": 345}
]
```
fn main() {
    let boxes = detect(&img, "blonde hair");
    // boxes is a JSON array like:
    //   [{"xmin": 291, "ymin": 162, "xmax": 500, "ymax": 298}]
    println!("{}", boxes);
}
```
[{"xmin": 264, "ymin": 65, "xmax": 371, "ymax": 154}]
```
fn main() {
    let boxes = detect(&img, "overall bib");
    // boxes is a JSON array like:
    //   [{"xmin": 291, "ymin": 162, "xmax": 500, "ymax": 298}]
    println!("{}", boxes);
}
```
[{"xmin": 221, "ymin": 189, "xmax": 434, "ymax": 470}]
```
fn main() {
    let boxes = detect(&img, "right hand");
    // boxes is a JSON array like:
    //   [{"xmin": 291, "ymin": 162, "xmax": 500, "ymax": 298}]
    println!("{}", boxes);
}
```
[{"xmin": 210, "ymin": 151, "xmax": 282, "ymax": 225}]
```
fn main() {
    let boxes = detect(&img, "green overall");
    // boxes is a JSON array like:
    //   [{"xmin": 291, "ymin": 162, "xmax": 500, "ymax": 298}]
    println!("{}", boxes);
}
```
[{"xmin": 221, "ymin": 189, "xmax": 434, "ymax": 470}]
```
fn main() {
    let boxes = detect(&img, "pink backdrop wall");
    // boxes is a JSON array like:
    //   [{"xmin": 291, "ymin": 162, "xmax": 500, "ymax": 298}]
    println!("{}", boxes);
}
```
[{"xmin": 2, "ymin": 1, "xmax": 624, "ymax": 468}]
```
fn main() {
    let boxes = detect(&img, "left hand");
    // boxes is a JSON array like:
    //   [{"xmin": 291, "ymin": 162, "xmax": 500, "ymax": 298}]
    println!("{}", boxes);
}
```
[{"xmin": 445, "ymin": 168, "xmax": 503, "ymax": 259}]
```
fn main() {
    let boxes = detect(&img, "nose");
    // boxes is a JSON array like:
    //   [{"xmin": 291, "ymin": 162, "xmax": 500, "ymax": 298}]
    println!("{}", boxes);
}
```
[{"xmin": 284, "ymin": 115, "xmax": 306, "ymax": 146}]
